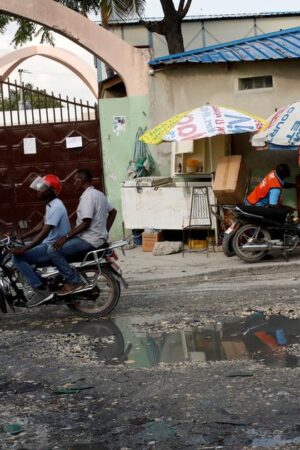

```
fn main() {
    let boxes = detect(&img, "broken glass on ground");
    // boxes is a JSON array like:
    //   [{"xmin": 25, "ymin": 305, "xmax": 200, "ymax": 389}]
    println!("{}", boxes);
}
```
[{"xmin": 2, "ymin": 423, "xmax": 24, "ymax": 434}]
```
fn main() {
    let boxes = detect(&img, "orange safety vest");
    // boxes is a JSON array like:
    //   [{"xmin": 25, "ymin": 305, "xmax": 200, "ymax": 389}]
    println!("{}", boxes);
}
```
[{"xmin": 247, "ymin": 170, "xmax": 283, "ymax": 205}]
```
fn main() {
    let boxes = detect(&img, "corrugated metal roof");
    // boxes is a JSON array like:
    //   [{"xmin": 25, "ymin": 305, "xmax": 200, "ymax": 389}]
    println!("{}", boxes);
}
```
[
  {"xmin": 105, "ymin": 11, "xmax": 300, "ymax": 25},
  {"xmin": 149, "ymin": 26, "xmax": 300, "ymax": 66}
]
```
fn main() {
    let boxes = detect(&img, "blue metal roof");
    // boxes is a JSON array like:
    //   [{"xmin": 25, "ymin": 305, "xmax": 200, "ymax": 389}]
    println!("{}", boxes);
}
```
[{"xmin": 149, "ymin": 26, "xmax": 300, "ymax": 66}]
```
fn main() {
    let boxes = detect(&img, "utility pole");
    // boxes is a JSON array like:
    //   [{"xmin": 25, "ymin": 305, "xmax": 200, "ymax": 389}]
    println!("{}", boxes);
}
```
[{"xmin": 18, "ymin": 68, "xmax": 31, "ymax": 110}]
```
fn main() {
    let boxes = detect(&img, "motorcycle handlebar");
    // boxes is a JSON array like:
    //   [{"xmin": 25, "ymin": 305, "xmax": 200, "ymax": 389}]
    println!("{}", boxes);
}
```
[{"xmin": 0, "ymin": 236, "xmax": 25, "ymax": 248}]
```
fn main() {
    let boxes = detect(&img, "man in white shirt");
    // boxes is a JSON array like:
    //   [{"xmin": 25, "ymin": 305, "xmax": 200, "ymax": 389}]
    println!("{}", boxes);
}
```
[{"xmin": 47, "ymin": 168, "xmax": 116, "ymax": 296}]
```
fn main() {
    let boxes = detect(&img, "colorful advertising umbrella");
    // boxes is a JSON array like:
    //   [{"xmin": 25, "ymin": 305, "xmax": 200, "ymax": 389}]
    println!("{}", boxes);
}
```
[
  {"xmin": 140, "ymin": 104, "xmax": 264, "ymax": 145},
  {"xmin": 251, "ymin": 101, "xmax": 300, "ymax": 150}
]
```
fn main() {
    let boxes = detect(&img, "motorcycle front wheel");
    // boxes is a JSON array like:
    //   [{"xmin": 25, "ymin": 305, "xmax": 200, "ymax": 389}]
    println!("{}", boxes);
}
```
[
  {"xmin": 67, "ymin": 266, "xmax": 121, "ymax": 318},
  {"xmin": 233, "ymin": 224, "xmax": 271, "ymax": 263},
  {"xmin": 222, "ymin": 232, "xmax": 236, "ymax": 257}
]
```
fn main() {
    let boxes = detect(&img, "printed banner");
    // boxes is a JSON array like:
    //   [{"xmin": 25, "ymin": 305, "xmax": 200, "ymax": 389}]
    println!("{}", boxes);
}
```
[
  {"xmin": 140, "ymin": 105, "xmax": 264, "ymax": 145},
  {"xmin": 252, "ymin": 101, "xmax": 300, "ymax": 147}
]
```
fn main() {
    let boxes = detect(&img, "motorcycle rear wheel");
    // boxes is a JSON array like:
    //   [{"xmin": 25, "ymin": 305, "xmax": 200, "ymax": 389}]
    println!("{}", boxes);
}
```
[
  {"xmin": 233, "ymin": 224, "xmax": 271, "ymax": 263},
  {"xmin": 67, "ymin": 266, "xmax": 121, "ymax": 318}
]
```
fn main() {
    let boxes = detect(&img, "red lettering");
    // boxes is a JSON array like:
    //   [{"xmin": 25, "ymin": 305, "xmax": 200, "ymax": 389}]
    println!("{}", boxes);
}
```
[
  {"xmin": 177, "ymin": 114, "xmax": 194, "ymax": 125},
  {"xmin": 178, "ymin": 123, "xmax": 197, "ymax": 137},
  {"xmin": 181, "ymin": 132, "xmax": 206, "ymax": 140}
]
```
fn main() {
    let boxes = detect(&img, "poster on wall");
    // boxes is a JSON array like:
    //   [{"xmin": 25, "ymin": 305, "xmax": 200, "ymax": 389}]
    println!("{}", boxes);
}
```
[
  {"xmin": 113, "ymin": 116, "xmax": 126, "ymax": 135},
  {"xmin": 23, "ymin": 137, "xmax": 37, "ymax": 154},
  {"xmin": 66, "ymin": 136, "xmax": 83, "ymax": 149}
]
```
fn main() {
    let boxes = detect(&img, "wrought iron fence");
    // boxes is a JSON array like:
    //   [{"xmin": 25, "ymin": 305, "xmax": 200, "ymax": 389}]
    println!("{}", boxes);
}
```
[{"xmin": 0, "ymin": 78, "xmax": 97, "ymax": 127}]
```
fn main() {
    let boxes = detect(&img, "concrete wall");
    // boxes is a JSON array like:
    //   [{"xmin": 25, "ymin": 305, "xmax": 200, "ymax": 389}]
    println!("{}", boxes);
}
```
[
  {"xmin": 150, "ymin": 60, "xmax": 300, "ymax": 120},
  {"xmin": 99, "ymin": 96, "xmax": 149, "ymax": 240}
]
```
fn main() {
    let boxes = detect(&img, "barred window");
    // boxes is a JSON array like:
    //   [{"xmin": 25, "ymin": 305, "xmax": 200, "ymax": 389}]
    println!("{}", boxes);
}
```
[{"xmin": 239, "ymin": 76, "xmax": 273, "ymax": 90}]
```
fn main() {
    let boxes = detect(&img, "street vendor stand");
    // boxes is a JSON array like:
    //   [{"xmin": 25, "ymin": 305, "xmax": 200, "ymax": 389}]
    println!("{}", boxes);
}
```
[{"xmin": 121, "ymin": 104, "xmax": 265, "ymax": 245}]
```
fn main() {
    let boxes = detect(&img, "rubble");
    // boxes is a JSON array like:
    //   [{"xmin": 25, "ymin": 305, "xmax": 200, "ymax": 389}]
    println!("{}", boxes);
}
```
[{"xmin": 152, "ymin": 241, "xmax": 183, "ymax": 255}]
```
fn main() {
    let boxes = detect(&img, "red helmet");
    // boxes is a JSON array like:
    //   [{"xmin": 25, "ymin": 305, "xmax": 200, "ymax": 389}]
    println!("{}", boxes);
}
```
[{"xmin": 42, "ymin": 174, "xmax": 62, "ymax": 195}]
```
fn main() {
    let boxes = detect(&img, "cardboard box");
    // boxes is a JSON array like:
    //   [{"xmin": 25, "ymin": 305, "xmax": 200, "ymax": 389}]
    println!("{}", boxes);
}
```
[
  {"xmin": 142, "ymin": 231, "xmax": 163, "ymax": 252},
  {"xmin": 212, "ymin": 155, "xmax": 248, "ymax": 205},
  {"xmin": 222, "ymin": 341, "xmax": 248, "ymax": 359}
]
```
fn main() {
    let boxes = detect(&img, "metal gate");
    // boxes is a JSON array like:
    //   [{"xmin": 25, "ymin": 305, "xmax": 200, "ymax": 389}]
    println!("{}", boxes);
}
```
[{"xmin": 0, "ymin": 79, "xmax": 103, "ymax": 232}]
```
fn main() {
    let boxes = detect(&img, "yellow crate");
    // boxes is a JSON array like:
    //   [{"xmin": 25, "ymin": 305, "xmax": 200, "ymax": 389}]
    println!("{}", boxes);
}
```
[{"xmin": 188, "ymin": 239, "xmax": 208, "ymax": 250}]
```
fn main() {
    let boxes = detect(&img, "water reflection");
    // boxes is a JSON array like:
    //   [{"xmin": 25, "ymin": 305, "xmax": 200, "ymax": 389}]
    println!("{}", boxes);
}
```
[
  {"xmin": 69, "ymin": 445, "xmax": 108, "ymax": 450},
  {"xmin": 251, "ymin": 435, "xmax": 300, "ymax": 448},
  {"xmin": 66, "ymin": 313, "xmax": 300, "ymax": 369}
]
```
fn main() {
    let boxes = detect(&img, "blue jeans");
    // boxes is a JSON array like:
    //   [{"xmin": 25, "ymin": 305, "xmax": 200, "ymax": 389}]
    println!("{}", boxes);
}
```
[
  {"xmin": 47, "ymin": 237, "xmax": 96, "ymax": 284},
  {"xmin": 13, "ymin": 243, "xmax": 51, "ymax": 288}
]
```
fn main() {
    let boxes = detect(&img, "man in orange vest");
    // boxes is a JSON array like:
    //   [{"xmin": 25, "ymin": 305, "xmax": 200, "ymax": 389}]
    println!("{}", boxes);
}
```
[{"xmin": 246, "ymin": 164, "xmax": 295, "ymax": 207}]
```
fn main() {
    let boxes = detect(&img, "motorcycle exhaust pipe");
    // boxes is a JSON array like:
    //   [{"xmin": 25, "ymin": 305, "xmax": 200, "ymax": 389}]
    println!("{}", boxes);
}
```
[{"xmin": 242, "ymin": 243, "xmax": 270, "ymax": 251}]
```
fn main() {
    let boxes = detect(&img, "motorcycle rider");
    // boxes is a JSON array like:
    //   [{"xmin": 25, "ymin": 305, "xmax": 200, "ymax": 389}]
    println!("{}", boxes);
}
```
[
  {"xmin": 11, "ymin": 174, "xmax": 70, "ymax": 307},
  {"xmin": 47, "ymin": 168, "xmax": 117, "ymax": 296},
  {"xmin": 245, "ymin": 163, "xmax": 295, "ymax": 207}
]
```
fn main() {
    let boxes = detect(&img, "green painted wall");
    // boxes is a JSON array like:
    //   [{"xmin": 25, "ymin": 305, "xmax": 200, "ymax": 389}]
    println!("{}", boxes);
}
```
[{"xmin": 99, "ymin": 96, "xmax": 149, "ymax": 240}]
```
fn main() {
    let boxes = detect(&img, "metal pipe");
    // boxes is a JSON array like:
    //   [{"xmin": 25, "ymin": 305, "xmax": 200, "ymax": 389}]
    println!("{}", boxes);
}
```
[{"xmin": 242, "ymin": 243, "xmax": 270, "ymax": 251}]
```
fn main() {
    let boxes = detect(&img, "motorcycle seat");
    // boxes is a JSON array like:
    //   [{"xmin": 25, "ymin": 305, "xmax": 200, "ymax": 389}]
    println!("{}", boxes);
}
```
[
  {"xmin": 66, "ymin": 241, "xmax": 109, "ymax": 263},
  {"xmin": 237, "ymin": 205, "xmax": 288, "ymax": 223},
  {"xmin": 34, "ymin": 242, "xmax": 110, "ymax": 269}
]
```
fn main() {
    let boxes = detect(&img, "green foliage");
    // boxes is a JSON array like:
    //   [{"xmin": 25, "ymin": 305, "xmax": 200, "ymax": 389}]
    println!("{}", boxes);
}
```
[
  {"xmin": 0, "ymin": 14, "xmax": 10, "ymax": 33},
  {"xmin": 0, "ymin": 1, "xmax": 146, "ymax": 47},
  {"xmin": 56, "ymin": 0, "xmax": 100, "ymax": 15},
  {"xmin": 0, "ymin": 83, "xmax": 62, "ymax": 111},
  {"xmin": 11, "ymin": 19, "xmax": 36, "ymax": 46},
  {"xmin": 34, "ymin": 27, "xmax": 55, "ymax": 46}
]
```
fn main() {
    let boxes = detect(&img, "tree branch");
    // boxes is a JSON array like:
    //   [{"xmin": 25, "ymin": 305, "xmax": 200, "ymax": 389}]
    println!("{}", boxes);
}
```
[
  {"xmin": 140, "ymin": 19, "xmax": 166, "ymax": 36},
  {"xmin": 160, "ymin": 0, "xmax": 176, "ymax": 18},
  {"xmin": 178, "ymin": 0, "xmax": 185, "ymax": 12},
  {"xmin": 181, "ymin": 0, "xmax": 193, "ymax": 17}
]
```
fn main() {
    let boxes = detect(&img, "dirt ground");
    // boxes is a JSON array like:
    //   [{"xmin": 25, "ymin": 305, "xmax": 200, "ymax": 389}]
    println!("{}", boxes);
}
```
[{"xmin": 0, "ymin": 267, "xmax": 300, "ymax": 450}]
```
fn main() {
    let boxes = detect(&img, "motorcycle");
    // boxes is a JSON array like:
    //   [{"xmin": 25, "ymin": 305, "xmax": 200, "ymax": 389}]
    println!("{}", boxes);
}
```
[
  {"xmin": 0, "ymin": 236, "xmax": 128, "ymax": 318},
  {"xmin": 227, "ymin": 205, "xmax": 300, "ymax": 263}
]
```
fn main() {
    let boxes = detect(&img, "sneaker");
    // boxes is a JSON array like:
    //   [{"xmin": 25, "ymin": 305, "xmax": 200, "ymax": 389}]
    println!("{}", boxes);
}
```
[
  {"xmin": 27, "ymin": 287, "xmax": 54, "ymax": 308},
  {"xmin": 55, "ymin": 282, "xmax": 85, "ymax": 297}
]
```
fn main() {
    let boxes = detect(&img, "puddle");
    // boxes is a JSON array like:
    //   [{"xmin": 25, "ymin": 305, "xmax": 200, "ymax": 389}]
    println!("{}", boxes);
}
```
[
  {"xmin": 251, "ymin": 435, "xmax": 300, "ymax": 448},
  {"xmin": 69, "ymin": 445, "xmax": 108, "ymax": 450},
  {"xmin": 63, "ymin": 314, "xmax": 300, "ymax": 369}
]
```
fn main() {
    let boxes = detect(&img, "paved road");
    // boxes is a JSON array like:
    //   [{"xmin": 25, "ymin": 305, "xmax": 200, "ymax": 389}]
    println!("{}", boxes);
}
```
[{"xmin": 0, "ymin": 270, "xmax": 299, "ymax": 449}]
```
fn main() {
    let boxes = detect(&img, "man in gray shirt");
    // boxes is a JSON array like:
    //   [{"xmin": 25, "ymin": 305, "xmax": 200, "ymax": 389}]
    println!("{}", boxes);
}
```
[{"xmin": 47, "ymin": 168, "xmax": 116, "ymax": 296}]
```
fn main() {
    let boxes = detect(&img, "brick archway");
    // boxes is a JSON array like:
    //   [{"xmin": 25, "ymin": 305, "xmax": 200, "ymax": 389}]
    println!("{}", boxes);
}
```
[
  {"xmin": 0, "ymin": 46, "xmax": 98, "ymax": 97},
  {"xmin": 0, "ymin": 0, "xmax": 149, "ymax": 97}
]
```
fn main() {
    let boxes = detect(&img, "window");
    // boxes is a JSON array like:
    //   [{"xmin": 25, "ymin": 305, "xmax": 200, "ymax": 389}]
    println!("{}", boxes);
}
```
[{"xmin": 238, "ymin": 76, "xmax": 273, "ymax": 90}]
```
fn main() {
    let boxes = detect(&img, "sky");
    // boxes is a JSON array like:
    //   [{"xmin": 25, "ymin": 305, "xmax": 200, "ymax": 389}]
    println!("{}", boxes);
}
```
[
  {"xmin": 0, "ymin": 0, "xmax": 300, "ymax": 103},
  {"xmin": 146, "ymin": 0, "xmax": 300, "ymax": 17}
]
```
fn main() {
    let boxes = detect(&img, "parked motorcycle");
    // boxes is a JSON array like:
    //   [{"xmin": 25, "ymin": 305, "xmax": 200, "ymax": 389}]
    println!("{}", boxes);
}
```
[
  {"xmin": 0, "ymin": 236, "xmax": 128, "ymax": 318},
  {"xmin": 227, "ymin": 205, "xmax": 300, "ymax": 263}
]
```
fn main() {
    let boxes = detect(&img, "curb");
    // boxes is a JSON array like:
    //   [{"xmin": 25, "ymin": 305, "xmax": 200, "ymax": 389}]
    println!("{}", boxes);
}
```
[{"xmin": 124, "ymin": 258, "xmax": 300, "ymax": 287}]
